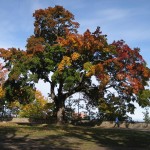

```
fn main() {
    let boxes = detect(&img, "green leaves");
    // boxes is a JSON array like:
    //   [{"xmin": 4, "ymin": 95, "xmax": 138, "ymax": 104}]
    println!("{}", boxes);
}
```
[
  {"xmin": 83, "ymin": 62, "xmax": 92, "ymax": 71},
  {"xmin": 137, "ymin": 89, "xmax": 150, "ymax": 107}
]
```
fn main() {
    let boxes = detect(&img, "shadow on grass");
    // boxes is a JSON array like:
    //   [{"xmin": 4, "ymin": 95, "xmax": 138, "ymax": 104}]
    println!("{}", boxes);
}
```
[
  {"xmin": 63, "ymin": 126, "xmax": 150, "ymax": 149},
  {"xmin": 0, "ymin": 123, "xmax": 150, "ymax": 150},
  {"xmin": 0, "ymin": 123, "xmax": 80, "ymax": 150}
]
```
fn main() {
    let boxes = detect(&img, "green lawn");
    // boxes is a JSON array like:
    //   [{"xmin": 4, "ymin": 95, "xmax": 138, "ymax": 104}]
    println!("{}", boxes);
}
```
[{"xmin": 0, "ymin": 122, "xmax": 150, "ymax": 150}]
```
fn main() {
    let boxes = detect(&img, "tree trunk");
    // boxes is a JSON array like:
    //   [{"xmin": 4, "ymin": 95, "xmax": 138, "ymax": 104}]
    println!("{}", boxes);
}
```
[
  {"xmin": 55, "ymin": 99, "xmax": 65, "ymax": 125},
  {"xmin": 50, "ymin": 82, "xmax": 66, "ymax": 125},
  {"xmin": 57, "ymin": 105, "xmax": 65, "ymax": 124}
]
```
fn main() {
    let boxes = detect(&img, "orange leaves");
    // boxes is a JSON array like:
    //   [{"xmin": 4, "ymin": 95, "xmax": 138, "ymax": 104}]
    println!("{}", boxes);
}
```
[
  {"xmin": 136, "ymin": 64, "xmax": 150, "ymax": 78},
  {"xmin": 57, "ymin": 33, "xmax": 83, "ymax": 51},
  {"xmin": 126, "ymin": 65, "xmax": 133, "ymax": 70},
  {"xmin": 142, "ymin": 67, "xmax": 150, "ymax": 78},
  {"xmin": 99, "ymin": 74, "xmax": 110, "ymax": 86},
  {"xmin": 0, "ymin": 48, "xmax": 12, "ymax": 60},
  {"xmin": 116, "ymin": 73, "xmax": 125, "ymax": 80},
  {"xmin": 33, "ymin": 5, "xmax": 79, "ymax": 44},
  {"xmin": 95, "ymin": 63, "xmax": 104, "ymax": 74},
  {"xmin": 58, "ymin": 63, "xmax": 64, "ymax": 72},
  {"xmin": 57, "ymin": 28, "xmax": 105, "ymax": 53},
  {"xmin": 26, "ymin": 36, "xmax": 45, "ymax": 55},
  {"xmin": 95, "ymin": 63, "xmax": 110, "ymax": 86},
  {"xmin": 83, "ymin": 29, "xmax": 104, "ymax": 51}
]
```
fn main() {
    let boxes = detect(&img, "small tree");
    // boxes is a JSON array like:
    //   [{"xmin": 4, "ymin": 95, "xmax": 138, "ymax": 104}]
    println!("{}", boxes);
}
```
[
  {"xmin": 19, "ymin": 90, "xmax": 54, "ymax": 119},
  {"xmin": 143, "ymin": 108, "xmax": 150, "ymax": 124}
]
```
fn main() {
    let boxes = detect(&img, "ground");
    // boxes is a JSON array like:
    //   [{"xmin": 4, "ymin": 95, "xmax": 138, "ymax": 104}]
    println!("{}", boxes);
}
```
[{"xmin": 0, "ymin": 122, "xmax": 150, "ymax": 150}]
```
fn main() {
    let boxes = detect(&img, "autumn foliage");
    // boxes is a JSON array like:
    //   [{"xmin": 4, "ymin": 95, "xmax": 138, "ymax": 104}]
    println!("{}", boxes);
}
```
[
  {"xmin": 0, "ymin": 63, "xmax": 7, "ymax": 100},
  {"xmin": 19, "ymin": 90, "xmax": 54, "ymax": 118},
  {"xmin": 0, "ymin": 5, "xmax": 150, "ymax": 123}
]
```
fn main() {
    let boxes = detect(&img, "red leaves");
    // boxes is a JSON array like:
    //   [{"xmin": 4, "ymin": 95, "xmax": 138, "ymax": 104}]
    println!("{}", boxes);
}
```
[{"xmin": 108, "ymin": 40, "xmax": 150, "ymax": 94}]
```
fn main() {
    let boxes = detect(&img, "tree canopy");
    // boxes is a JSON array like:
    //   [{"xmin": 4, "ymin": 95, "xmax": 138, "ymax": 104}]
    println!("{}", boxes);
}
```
[{"xmin": 0, "ymin": 5, "xmax": 150, "ymax": 123}]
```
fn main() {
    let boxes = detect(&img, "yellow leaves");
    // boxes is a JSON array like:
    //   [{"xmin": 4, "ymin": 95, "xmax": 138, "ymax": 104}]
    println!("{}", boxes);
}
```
[
  {"xmin": 86, "ymin": 66, "xmax": 95, "ymax": 77},
  {"xmin": 71, "ymin": 52, "xmax": 80, "ymax": 61},
  {"xmin": 10, "ymin": 100, "xmax": 21, "ymax": 108},
  {"xmin": 83, "ymin": 62, "xmax": 92, "ymax": 71},
  {"xmin": 58, "ymin": 63, "xmax": 64, "ymax": 72},
  {"xmin": 0, "ymin": 86, "xmax": 5, "ymax": 98},
  {"xmin": 83, "ymin": 62, "xmax": 95, "ymax": 77},
  {"xmin": 58, "ymin": 56, "xmax": 71, "ymax": 72},
  {"xmin": 62, "ymin": 56, "xmax": 71, "ymax": 65},
  {"xmin": 19, "ymin": 90, "xmax": 48, "ymax": 118},
  {"xmin": 85, "ymin": 68, "xmax": 95, "ymax": 77},
  {"xmin": 35, "ymin": 90, "xmax": 46, "ymax": 102},
  {"xmin": 104, "ymin": 48, "xmax": 110, "ymax": 52},
  {"xmin": 91, "ymin": 65, "xmax": 96, "ymax": 74},
  {"xmin": 85, "ymin": 72, "xmax": 92, "ymax": 77}
]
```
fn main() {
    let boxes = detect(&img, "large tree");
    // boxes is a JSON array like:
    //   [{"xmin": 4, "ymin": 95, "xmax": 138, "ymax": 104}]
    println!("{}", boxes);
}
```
[{"xmin": 0, "ymin": 5, "xmax": 150, "ymax": 123}]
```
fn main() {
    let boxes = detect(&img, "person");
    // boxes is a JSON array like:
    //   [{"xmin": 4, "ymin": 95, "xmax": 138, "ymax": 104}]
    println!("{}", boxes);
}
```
[{"xmin": 114, "ymin": 117, "xmax": 120, "ymax": 127}]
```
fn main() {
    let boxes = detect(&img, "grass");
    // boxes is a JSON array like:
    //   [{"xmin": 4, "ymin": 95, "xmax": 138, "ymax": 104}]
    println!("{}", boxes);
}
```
[{"xmin": 0, "ymin": 122, "xmax": 150, "ymax": 150}]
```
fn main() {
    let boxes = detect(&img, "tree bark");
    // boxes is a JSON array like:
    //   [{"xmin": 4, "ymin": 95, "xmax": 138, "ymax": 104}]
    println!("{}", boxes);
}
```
[
  {"xmin": 50, "ymin": 81, "xmax": 66, "ymax": 124},
  {"xmin": 55, "ymin": 98, "xmax": 65, "ymax": 125},
  {"xmin": 57, "ymin": 105, "xmax": 65, "ymax": 124}
]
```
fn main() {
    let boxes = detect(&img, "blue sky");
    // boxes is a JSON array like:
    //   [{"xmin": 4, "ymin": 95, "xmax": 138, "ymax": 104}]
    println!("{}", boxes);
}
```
[{"xmin": 0, "ymin": 0, "xmax": 150, "ymax": 121}]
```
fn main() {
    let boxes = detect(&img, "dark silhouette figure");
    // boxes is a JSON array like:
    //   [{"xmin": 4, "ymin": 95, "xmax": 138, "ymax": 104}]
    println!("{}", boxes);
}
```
[{"xmin": 114, "ymin": 117, "xmax": 120, "ymax": 127}]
